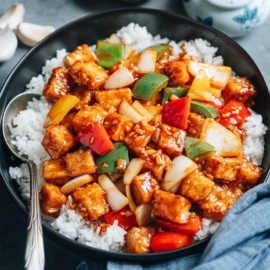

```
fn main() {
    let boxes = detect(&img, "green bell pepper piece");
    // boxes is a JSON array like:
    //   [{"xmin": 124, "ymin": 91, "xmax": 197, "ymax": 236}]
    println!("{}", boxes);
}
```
[
  {"xmin": 147, "ymin": 44, "xmax": 172, "ymax": 60},
  {"xmin": 96, "ymin": 40, "xmax": 124, "ymax": 69},
  {"xmin": 161, "ymin": 87, "xmax": 189, "ymax": 105},
  {"xmin": 133, "ymin": 72, "xmax": 169, "ymax": 101},
  {"xmin": 190, "ymin": 101, "xmax": 219, "ymax": 118},
  {"xmin": 96, "ymin": 142, "xmax": 129, "ymax": 173},
  {"xmin": 185, "ymin": 136, "xmax": 216, "ymax": 160}
]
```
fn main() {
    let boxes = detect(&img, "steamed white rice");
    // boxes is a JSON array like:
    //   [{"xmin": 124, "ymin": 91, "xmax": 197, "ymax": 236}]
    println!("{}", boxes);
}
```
[{"xmin": 8, "ymin": 23, "xmax": 267, "ymax": 251}]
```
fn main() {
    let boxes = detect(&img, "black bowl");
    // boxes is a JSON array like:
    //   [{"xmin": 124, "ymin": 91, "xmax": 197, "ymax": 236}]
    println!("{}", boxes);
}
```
[{"xmin": 1, "ymin": 8, "xmax": 270, "ymax": 264}]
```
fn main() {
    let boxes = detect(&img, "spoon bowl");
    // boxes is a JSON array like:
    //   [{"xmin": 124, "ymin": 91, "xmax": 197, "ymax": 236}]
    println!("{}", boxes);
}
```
[{"xmin": 2, "ymin": 91, "xmax": 45, "ymax": 270}]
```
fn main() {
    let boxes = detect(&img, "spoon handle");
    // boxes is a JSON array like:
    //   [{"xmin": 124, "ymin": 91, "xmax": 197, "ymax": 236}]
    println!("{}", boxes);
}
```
[{"xmin": 24, "ymin": 160, "xmax": 45, "ymax": 270}]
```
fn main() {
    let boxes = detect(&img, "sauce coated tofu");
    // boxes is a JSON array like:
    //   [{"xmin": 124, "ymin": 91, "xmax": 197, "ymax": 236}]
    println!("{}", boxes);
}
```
[
  {"xmin": 73, "ymin": 183, "xmax": 109, "ymax": 221},
  {"xmin": 238, "ymin": 158, "xmax": 262, "ymax": 184},
  {"xmin": 60, "ymin": 112, "xmax": 76, "ymax": 134},
  {"xmin": 71, "ymin": 85, "xmax": 94, "ymax": 110},
  {"xmin": 186, "ymin": 112, "xmax": 205, "ymax": 138},
  {"xmin": 64, "ymin": 149, "xmax": 97, "ymax": 178},
  {"xmin": 125, "ymin": 120, "xmax": 156, "ymax": 155},
  {"xmin": 126, "ymin": 227, "xmax": 156, "ymax": 254},
  {"xmin": 130, "ymin": 172, "xmax": 160, "ymax": 204},
  {"xmin": 164, "ymin": 61, "xmax": 191, "ymax": 87},
  {"xmin": 95, "ymin": 87, "xmax": 133, "ymax": 111},
  {"xmin": 204, "ymin": 156, "xmax": 242, "ymax": 182},
  {"xmin": 43, "ymin": 66, "xmax": 75, "ymax": 103},
  {"xmin": 198, "ymin": 184, "xmax": 242, "ymax": 221},
  {"xmin": 72, "ymin": 105, "xmax": 107, "ymax": 133},
  {"xmin": 64, "ymin": 44, "xmax": 98, "ymax": 67},
  {"xmin": 179, "ymin": 170, "xmax": 214, "ymax": 203},
  {"xmin": 157, "ymin": 124, "xmax": 186, "ymax": 157},
  {"xmin": 69, "ymin": 61, "xmax": 108, "ymax": 90},
  {"xmin": 103, "ymin": 112, "xmax": 134, "ymax": 142},
  {"xmin": 42, "ymin": 125, "xmax": 77, "ymax": 159},
  {"xmin": 222, "ymin": 77, "xmax": 256, "ymax": 107},
  {"xmin": 40, "ymin": 183, "xmax": 67, "ymax": 217},
  {"xmin": 43, "ymin": 158, "xmax": 70, "ymax": 186},
  {"xmin": 152, "ymin": 189, "xmax": 191, "ymax": 223}
]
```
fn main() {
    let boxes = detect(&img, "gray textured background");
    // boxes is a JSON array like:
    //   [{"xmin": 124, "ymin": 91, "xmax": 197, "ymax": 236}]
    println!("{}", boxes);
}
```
[{"xmin": 0, "ymin": 1, "xmax": 269, "ymax": 269}]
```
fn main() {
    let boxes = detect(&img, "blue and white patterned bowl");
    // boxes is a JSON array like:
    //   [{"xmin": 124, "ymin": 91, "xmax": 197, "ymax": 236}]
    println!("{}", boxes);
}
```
[{"xmin": 183, "ymin": 0, "xmax": 270, "ymax": 37}]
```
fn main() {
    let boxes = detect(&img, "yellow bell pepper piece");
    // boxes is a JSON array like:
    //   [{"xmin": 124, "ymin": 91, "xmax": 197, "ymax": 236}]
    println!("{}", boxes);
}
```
[{"xmin": 44, "ymin": 94, "xmax": 79, "ymax": 128}]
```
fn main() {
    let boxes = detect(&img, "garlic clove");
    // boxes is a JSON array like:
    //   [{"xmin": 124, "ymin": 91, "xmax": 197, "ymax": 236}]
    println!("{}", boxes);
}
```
[
  {"xmin": 0, "ymin": 3, "xmax": 25, "ymax": 30},
  {"xmin": 0, "ymin": 27, "xmax": 18, "ymax": 62},
  {"xmin": 16, "ymin": 22, "xmax": 55, "ymax": 47}
]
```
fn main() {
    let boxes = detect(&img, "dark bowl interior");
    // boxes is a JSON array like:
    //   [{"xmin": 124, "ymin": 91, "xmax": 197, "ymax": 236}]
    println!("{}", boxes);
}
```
[{"xmin": 1, "ymin": 8, "xmax": 270, "ymax": 263}]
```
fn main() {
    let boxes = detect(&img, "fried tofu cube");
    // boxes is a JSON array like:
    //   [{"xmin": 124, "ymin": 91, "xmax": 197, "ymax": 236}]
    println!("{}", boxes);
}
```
[
  {"xmin": 42, "ymin": 158, "xmax": 70, "ymax": 186},
  {"xmin": 157, "ymin": 124, "xmax": 186, "ymax": 157},
  {"xmin": 40, "ymin": 183, "xmax": 67, "ymax": 217},
  {"xmin": 238, "ymin": 158, "xmax": 262, "ymax": 184},
  {"xmin": 72, "ymin": 105, "xmax": 107, "ymax": 133},
  {"xmin": 164, "ymin": 61, "xmax": 192, "ymax": 87},
  {"xmin": 152, "ymin": 189, "xmax": 191, "ymax": 223},
  {"xmin": 41, "ymin": 125, "xmax": 77, "ymax": 159},
  {"xmin": 73, "ymin": 183, "xmax": 109, "ymax": 221},
  {"xmin": 125, "ymin": 120, "xmax": 156, "ymax": 155},
  {"xmin": 64, "ymin": 44, "xmax": 98, "ymax": 67},
  {"xmin": 140, "ymin": 149, "xmax": 171, "ymax": 181},
  {"xmin": 43, "ymin": 66, "xmax": 75, "ymax": 103},
  {"xmin": 59, "ymin": 111, "xmax": 76, "ymax": 134},
  {"xmin": 71, "ymin": 85, "xmax": 95, "ymax": 110},
  {"xmin": 186, "ymin": 112, "xmax": 205, "ymax": 138},
  {"xmin": 95, "ymin": 87, "xmax": 133, "ymax": 111},
  {"xmin": 103, "ymin": 112, "xmax": 134, "ymax": 142},
  {"xmin": 130, "ymin": 172, "xmax": 160, "ymax": 204},
  {"xmin": 204, "ymin": 156, "xmax": 242, "ymax": 182},
  {"xmin": 199, "ymin": 184, "xmax": 242, "ymax": 221},
  {"xmin": 126, "ymin": 227, "xmax": 156, "ymax": 254},
  {"xmin": 64, "ymin": 149, "xmax": 97, "ymax": 178},
  {"xmin": 69, "ymin": 60, "xmax": 108, "ymax": 90},
  {"xmin": 222, "ymin": 77, "xmax": 256, "ymax": 107},
  {"xmin": 179, "ymin": 170, "xmax": 214, "ymax": 203}
]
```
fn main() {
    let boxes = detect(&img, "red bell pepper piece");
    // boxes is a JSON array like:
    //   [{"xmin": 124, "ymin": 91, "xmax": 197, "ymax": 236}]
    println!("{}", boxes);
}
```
[
  {"xmin": 155, "ymin": 215, "xmax": 202, "ymax": 234},
  {"xmin": 103, "ymin": 205, "xmax": 138, "ymax": 231},
  {"xmin": 218, "ymin": 100, "xmax": 251, "ymax": 128},
  {"xmin": 150, "ymin": 231, "xmax": 194, "ymax": 253},
  {"xmin": 75, "ymin": 122, "xmax": 114, "ymax": 156},
  {"xmin": 162, "ymin": 96, "xmax": 191, "ymax": 130}
]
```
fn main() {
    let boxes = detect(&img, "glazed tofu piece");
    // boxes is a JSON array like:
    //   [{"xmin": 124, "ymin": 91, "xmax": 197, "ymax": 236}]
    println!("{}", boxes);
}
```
[
  {"xmin": 103, "ymin": 112, "xmax": 134, "ymax": 142},
  {"xmin": 40, "ymin": 183, "xmax": 67, "ymax": 217},
  {"xmin": 41, "ymin": 125, "xmax": 77, "ymax": 159},
  {"xmin": 64, "ymin": 149, "xmax": 97, "ymax": 178},
  {"xmin": 157, "ymin": 124, "xmax": 186, "ymax": 157},
  {"xmin": 95, "ymin": 87, "xmax": 133, "ymax": 111},
  {"xmin": 130, "ymin": 172, "xmax": 160, "ymax": 204},
  {"xmin": 72, "ymin": 105, "xmax": 107, "ymax": 133},
  {"xmin": 73, "ymin": 183, "xmax": 109, "ymax": 221},
  {"xmin": 140, "ymin": 149, "xmax": 171, "ymax": 181},
  {"xmin": 43, "ymin": 66, "xmax": 75, "ymax": 103},
  {"xmin": 222, "ymin": 77, "xmax": 256, "ymax": 107},
  {"xmin": 59, "ymin": 111, "xmax": 77, "ymax": 134},
  {"xmin": 238, "ymin": 158, "xmax": 262, "ymax": 184},
  {"xmin": 204, "ymin": 156, "xmax": 242, "ymax": 182},
  {"xmin": 199, "ymin": 184, "xmax": 242, "ymax": 221},
  {"xmin": 69, "ymin": 60, "xmax": 108, "ymax": 90},
  {"xmin": 164, "ymin": 60, "xmax": 192, "ymax": 87},
  {"xmin": 64, "ymin": 44, "xmax": 98, "ymax": 67},
  {"xmin": 71, "ymin": 85, "xmax": 94, "ymax": 110},
  {"xmin": 42, "ymin": 158, "xmax": 70, "ymax": 186},
  {"xmin": 125, "ymin": 120, "xmax": 156, "ymax": 155},
  {"xmin": 186, "ymin": 112, "xmax": 205, "ymax": 138},
  {"xmin": 152, "ymin": 189, "xmax": 192, "ymax": 223},
  {"xmin": 126, "ymin": 227, "xmax": 156, "ymax": 254},
  {"xmin": 179, "ymin": 170, "xmax": 214, "ymax": 203}
]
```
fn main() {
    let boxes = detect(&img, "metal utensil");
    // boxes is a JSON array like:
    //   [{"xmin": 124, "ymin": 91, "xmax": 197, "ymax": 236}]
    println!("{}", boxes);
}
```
[{"xmin": 2, "ymin": 92, "xmax": 44, "ymax": 270}]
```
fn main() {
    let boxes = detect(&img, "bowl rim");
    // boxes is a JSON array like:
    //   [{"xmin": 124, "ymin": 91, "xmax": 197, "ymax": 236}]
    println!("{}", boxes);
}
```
[{"xmin": 0, "ymin": 6, "xmax": 269, "ymax": 263}]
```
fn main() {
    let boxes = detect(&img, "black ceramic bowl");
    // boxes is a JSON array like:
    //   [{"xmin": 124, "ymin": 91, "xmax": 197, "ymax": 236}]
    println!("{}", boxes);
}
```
[{"xmin": 1, "ymin": 8, "xmax": 270, "ymax": 264}]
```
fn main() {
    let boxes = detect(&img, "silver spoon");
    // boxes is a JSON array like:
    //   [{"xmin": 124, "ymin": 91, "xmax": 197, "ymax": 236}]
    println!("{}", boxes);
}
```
[{"xmin": 2, "ymin": 92, "xmax": 45, "ymax": 270}]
